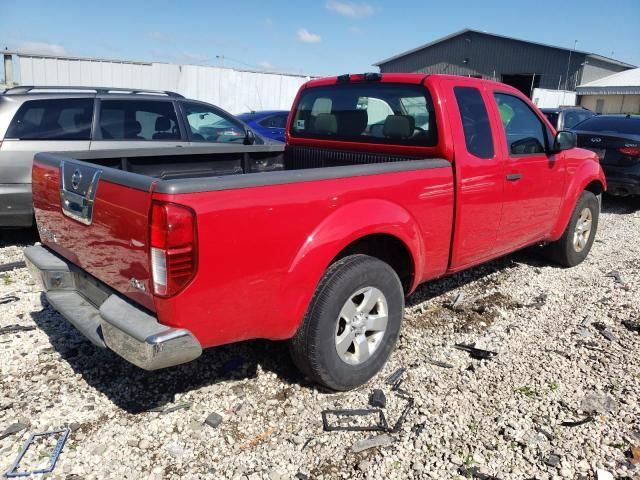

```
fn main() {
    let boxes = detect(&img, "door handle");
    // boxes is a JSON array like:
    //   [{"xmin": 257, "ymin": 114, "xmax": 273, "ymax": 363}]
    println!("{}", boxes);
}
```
[{"xmin": 506, "ymin": 173, "xmax": 522, "ymax": 181}]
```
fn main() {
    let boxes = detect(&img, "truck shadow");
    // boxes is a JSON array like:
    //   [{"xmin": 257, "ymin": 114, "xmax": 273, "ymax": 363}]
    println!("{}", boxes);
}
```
[
  {"xmin": 601, "ymin": 194, "xmax": 640, "ymax": 214},
  {"xmin": 0, "ymin": 226, "xmax": 40, "ymax": 248},
  {"xmin": 30, "ymin": 294, "xmax": 306, "ymax": 414}
]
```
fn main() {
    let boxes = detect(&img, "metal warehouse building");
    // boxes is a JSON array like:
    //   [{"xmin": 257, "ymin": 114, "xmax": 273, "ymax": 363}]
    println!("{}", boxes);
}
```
[{"xmin": 374, "ymin": 29, "xmax": 635, "ymax": 98}]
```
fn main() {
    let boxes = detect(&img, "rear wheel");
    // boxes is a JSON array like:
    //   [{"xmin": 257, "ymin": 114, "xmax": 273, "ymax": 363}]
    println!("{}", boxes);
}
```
[
  {"xmin": 544, "ymin": 191, "xmax": 599, "ymax": 267},
  {"xmin": 289, "ymin": 254, "xmax": 404, "ymax": 391}
]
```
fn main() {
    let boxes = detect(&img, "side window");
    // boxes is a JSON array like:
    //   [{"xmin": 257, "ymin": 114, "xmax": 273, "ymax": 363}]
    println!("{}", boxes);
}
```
[
  {"xmin": 98, "ymin": 100, "xmax": 180, "ymax": 140},
  {"xmin": 453, "ymin": 87, "xmax": 494, "ymax": 159},
  {"xmin": 183, "ymin": 102, "xmax": 246, "ymax": 143},
  {"xmin": 494, "ymin": 93, "xmax": 547, "ymax": 155},
  {"xmin": 259, "ymin": 114, "xmax": 288, "ymax": 129},
  {"xmin": 6, "ymin": 98, "xmax": 94, "ymax": 140}
]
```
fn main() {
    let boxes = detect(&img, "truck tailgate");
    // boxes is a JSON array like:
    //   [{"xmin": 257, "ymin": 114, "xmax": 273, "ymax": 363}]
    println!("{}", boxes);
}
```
[{"xmin": 32, "ymin": 154, "xmax": 156, "ymax": 311}]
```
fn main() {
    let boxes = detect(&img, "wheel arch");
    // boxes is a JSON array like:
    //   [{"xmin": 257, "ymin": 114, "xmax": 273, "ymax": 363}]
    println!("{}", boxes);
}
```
[{"xmin": 277, "ymin": 199, "xmax": 424, "ymax": 338}]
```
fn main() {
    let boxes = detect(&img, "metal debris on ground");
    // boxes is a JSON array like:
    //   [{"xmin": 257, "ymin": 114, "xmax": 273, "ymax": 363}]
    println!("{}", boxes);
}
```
[
  {"xmin": 0, "ymin": 261, "xmax": 26, "ymax": 273},
  {"xmin": 560, "ymin": 416, "xmax": 594, "ymax": 427},
  {"xmin": 0, "ymin": 324, "xmax": 35, "ymax": 335},
  {"xmin": 369, "ymin": 389, "xmax": 386, "ymax": 408},
  {"xmin": 412, "ymin": 423, "xmax": 426, "ymax": 435},
  {"xmin": 321, "ymin": 409, "xmax": 388, "ymax": 432},
  {"xmin": 385, "ymin": 367, "xmax": 405, "ymax": 385},
  {"xmin": 238, "ymin": 427, "xmax": 276, "ymax": 450},
  {"xmin": 147, "ymin": 401, "xmax": 192, "ymax": 415},
  {"xmin": 605, "ymin": 271, "xmax": 624, "ymax": 284},
  {"xmin": 426, "ymin": 358, "xmax": 454, "ymax": 368},
  {"xmin": 204, "ymin": 412, "xmax": 223, "ymax": 428},
  {"xmin": 450, "ymin": 292, "xmax": 467, "ymax": 311},
  {"xmin": 4, "ymin": 428, "xmax": 70, "ymax": 478},
  {"xmin": 592, "ymin": 322, "xmax": 617, "ymax": 342},
  {"xmin": 622, "ymin": 320, "xmax": 640, "ymax": 333},
  {"xmin": 528, "ymin": 293, "xmax": 548, "ymax": 309},
  {"xmin": 454, "ymin": 343, "xmax": 498, "ymax": 360},
  {"xmin": 351, "ymin": 433, "xmax": 394, "ymax": 453},
  {"xmin": 0, "ymin": 295, "xmax": 20, "ymax": 305},
  {"xmin": 388, "ymin": 394, "xmax": 415, "ymax": 433},
  {"xmin": 0, "ymin": 422, "xmax": 29, "ymax": 441},
  {"xmin": 458, "ymin": 465, "xmax": 502, "ymax": 479}
]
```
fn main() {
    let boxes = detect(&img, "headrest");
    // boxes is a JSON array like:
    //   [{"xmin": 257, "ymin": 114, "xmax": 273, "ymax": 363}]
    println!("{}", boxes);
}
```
[
  {"xmin": 313, "ymin": 113, "xmax": 337, "ymax": 134},
  {"xmin": 74, "ymin": 113, "xmax": 91, "ymax": 128},
  {"xmin": 155, "ymin": 116, "xmax": 171, "ymax": 131},
  {"xmin": 125, "ymin": 120, "xmax": 142, "ymax": 135},
  {"xmin": 338, "ymin": 109, "xmax": 368, "ymax": 136},
  {"xmin": 383, "ymin": 115, "xmax": 413, "ymax": 139}
]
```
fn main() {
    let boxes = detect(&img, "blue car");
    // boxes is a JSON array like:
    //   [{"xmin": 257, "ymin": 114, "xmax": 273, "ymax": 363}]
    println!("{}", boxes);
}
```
[{"xmin": 236, "ymin": 110, "xmax": 289, "ymax": 143}]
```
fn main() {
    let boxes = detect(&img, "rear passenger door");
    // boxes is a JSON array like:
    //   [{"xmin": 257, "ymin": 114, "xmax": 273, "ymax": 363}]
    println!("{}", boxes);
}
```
[
  {"xmin": 180, "ymin": 102, "xmax": 248, "ymax": 145},
  {"xmin": 446, "ymin": 80, "xmax": 505, "ymax": 270},
  {"xmin": 90, "ymin": 98, "xmax": 188, "ymax": 150},
  {"xmin": 489, "ymin": 91, "xmax": 565, "ymax": 252},
  {"xmin": 0, "ymin": 97, "xmax": 94, "ymax": 185}
]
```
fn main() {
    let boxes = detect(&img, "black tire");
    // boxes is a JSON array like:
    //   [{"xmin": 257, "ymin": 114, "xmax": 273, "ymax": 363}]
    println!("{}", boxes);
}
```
[
  {"xmin": 544, "ymin": 191, "xmax": 599, "ymax": 267},
  {"xmin": 289, "ymin": 254, "xmax": 404, "ymax": 391}
]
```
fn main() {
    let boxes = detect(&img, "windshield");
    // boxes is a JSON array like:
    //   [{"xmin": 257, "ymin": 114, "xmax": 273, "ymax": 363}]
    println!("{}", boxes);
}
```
[
  {"xmin": 573, "ymin": 116, "xmax": 640, "ymax": 135},
  {"xmin": 290, "ymin": 83, "xmax": 438, "ymax": 146}
]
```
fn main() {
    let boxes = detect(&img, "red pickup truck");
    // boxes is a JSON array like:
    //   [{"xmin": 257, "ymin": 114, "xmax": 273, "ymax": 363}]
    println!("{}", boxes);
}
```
[{"xmin": 25, "ymin": 74, "xmax": 605, "ymax": 390}]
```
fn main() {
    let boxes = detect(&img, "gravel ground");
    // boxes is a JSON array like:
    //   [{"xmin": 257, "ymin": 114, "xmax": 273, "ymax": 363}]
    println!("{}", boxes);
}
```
[{"xmin": 1, "ymin": 197, "xmax": 639, "ymax": 480}]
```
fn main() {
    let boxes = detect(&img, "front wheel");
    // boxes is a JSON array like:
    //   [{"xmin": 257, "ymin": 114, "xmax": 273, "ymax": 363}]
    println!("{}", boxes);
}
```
[
  {"xmin": 544, "ymin": 191, "xmax": 599, "ymax": 267},
  {"xmin": 289, "ymin": 254, "xmax": 404, "ymax": 391}
]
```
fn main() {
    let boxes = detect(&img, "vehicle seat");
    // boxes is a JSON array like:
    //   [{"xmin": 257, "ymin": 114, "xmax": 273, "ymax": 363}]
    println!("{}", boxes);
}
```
[
  {"xmin": 152, "ymin": 116, "xmax": 178, "ymax": 140},
  {"xmin": 124, "ymin": 120, "xmax": 144, "ymax": 140},
  {"xmin": 337, "ymin": 110, "xmax": 368, "ymax": 137},
  {"xmin": 73, "ymin": 113, "xmax": 92, "ymax": 139},
  {"xmin": 313, "ymin": 113, "xmax": 337, "ymax": 135},
  {"xmin": 383, "ymin": 115, "xmax": 413, "ymax": 139}
]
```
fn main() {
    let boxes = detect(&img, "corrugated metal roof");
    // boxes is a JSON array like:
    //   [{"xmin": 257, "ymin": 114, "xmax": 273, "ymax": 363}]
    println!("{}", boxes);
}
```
[
  {"xmin": 373, "ymin": 29, "xmax": 636, "ymax": 69},
  {"xmin": 577, "ymin": 68, "xmax": 640, "ymax": 95}
]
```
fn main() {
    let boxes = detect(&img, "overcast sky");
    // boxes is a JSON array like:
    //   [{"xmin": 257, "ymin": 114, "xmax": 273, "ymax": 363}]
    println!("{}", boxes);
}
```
[{"xmin": 1, "ymin": 0, "xmax": 638, "ymax": 76}]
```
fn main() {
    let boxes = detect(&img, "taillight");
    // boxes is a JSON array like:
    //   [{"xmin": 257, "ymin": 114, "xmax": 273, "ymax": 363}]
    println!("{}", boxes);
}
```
[
  {"xmin": 150, "ymin": 202, "xmax": 197, "ymax": 297},
  {"xmin": 619, "ymin": 146, "xmax": 640, "ymax": 157}
]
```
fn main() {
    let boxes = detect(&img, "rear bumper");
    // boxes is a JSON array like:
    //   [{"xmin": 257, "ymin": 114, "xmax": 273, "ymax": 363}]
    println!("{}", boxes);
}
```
[
  {"xmin": 603, "ymin": 165, "xmax": 640, "ymax": 196},
  {"xmin": 24, "ymin": 245, "xmax": 202, "ymax": 370},
  {"xmin": 0, "ymin": 183, "xmax": 34, "ymax": 227}
]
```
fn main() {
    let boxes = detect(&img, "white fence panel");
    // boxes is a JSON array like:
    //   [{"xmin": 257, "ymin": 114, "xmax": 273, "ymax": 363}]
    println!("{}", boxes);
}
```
[{"xmin": 16, "ymin": 54, "xmax": 311, "ymax": 114}]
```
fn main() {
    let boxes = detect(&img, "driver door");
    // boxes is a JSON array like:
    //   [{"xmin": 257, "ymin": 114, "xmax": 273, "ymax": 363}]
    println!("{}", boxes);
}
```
[
  {"xmin": 489, "ymin": 91, "xmax": 566, "ymax": 253},
  {"xmin": 180, "ymin": 101, "xmax": 248, "ymax": 145}
]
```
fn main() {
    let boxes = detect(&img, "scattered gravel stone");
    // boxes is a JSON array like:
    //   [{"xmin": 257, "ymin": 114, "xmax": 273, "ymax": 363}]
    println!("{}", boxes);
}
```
[
  {"xmin": 0, "ymin": 422, "xmax": 28, "ymax": 440},
  {"xmin": 580, "ymin": 392, "xmax": 618, "ymax": 414},
  {"xmin": 545, "ymin": 454, "xmax": 561, "ymax": 467}
]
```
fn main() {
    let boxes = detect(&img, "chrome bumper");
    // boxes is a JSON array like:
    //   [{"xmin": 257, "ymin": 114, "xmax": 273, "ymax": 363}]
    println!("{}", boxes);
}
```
[{"xmin": 24, "ymin": 245, "xmax": 202, "ymax": 370}]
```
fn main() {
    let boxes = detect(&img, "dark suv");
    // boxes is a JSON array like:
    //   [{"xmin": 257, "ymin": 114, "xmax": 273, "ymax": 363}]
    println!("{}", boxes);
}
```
[
  {"xmin": 540, "ymin": 106, "xmax": 595, "ymax": 131},
  {"xmin": 0, "ymin": 86, "xmax": 266, "ymax": 227}
]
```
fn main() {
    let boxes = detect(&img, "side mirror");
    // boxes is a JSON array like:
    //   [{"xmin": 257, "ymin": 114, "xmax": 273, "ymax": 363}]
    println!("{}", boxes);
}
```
[
  {"xmin": 552, "ymin": 131, "xmax": 577, "ymax": 152},
  {"xmin": 244, "ymin": 129, "xmax": 256, "ymax": 145}
]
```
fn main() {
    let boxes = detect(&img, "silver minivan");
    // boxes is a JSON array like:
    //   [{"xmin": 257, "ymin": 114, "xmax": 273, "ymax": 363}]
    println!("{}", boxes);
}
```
[{"xmin": 0, "ymin": 86, "xmax": 265, "ymax": 227}]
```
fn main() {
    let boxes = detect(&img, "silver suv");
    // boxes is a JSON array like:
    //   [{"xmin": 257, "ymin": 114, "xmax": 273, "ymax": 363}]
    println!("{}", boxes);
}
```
[{"xmin": 0, "ymin": 86, "xmax": 264, "ymax": 227}]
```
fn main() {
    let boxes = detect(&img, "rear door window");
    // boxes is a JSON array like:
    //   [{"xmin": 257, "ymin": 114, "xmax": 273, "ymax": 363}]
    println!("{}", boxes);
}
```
[
  {"xmin": 494, "ymin": 93, "xmax": 547, "ymax": 155},
  {"xmin": 454, "ymin": 87, "xmax": 494, "ymax": 159},
  {"xmin": 6, "ymin": 98, "xmax": 94, "ymax": 140},
  {"xmin": 563, "ymin": 110, "xmax": 594, "ymax": 129},
  {"xmin": 290, "ymin": 83, "xmax": 438, "ymax": 146},
  {"xmin": 98, "ymin": 100, "xmax": 180, "ymax": 140},
  {"xmin": 259, "ymin": 114, "xmax": 288, "ymax": 129}
]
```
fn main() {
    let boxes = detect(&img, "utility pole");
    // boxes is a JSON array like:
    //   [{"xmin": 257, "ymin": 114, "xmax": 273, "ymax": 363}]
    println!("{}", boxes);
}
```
[
  {"xmin": 216, "ymin": 55, "xmax": 224, "ymax": 67},
  {"xmin": 564, "ymin": 40, "xmax": 577, "ymax": 91}
]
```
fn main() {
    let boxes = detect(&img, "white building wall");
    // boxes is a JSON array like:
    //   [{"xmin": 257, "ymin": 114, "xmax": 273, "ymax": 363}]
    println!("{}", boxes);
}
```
[
  {"xmin": 531, "ymin": 88, "xmax": 577, "ymax": 108},
  {"xmin": 580, "ymin": 94, "xmax": 640, "ymax": 114},
  {"xmin": 16, "ymin": 54, "xmax": 311, "ymax": 114}
]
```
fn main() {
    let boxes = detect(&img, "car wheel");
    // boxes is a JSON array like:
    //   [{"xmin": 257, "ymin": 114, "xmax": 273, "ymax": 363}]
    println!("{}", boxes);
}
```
[
  {"xmin": 545, "ymin": 191, "xmax": 599, "ymax": 267},
  {"xmin": 289, "ymin": 254, "xmax": 404, "ymax": 391}
]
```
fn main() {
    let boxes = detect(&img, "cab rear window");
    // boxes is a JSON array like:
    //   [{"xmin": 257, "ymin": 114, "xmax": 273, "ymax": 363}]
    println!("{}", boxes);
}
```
[{"xmin": 290, "ymin": 83, "xmax": 438, "ymax": 146}]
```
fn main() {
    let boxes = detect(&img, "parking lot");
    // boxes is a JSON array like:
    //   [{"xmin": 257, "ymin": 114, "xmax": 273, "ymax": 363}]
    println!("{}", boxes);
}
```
[{"xmin": 0, "ymin": 196, "xmax": 638, "ymax": 480}]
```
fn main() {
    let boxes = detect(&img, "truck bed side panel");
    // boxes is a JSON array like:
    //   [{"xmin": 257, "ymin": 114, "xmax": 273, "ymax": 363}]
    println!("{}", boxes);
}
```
[{"xmin": 152, "ymin": 164, "xmax": 454, "ymax": 348}]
